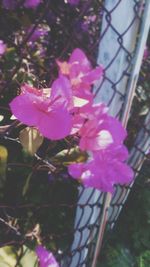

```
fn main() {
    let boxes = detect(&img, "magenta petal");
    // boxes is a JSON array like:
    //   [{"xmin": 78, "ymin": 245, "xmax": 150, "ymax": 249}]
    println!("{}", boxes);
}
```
[
  {"xmin": 81, "ymin": 65, "xmax": 103, "ymax": 84},
  {"xmin": 80, "ymin": 161, "xmax": 114, "ymax": 193},
  {"xmin": 114, "ymin": 161, "xmax": 134, "ymax": 185},
  {"xmin": 111, "ymin": 145, "xmax": 129, "ymax": 161},
  {"xmin": 68, "ymin": 163, "xmax": 84, "ymax": 178},
  {"xmin": 38, "ymin": 107, "xmax": 72, "ymax": 140},
  {"xmin": 0, "ymin": 40, "xmax": 7, "ymax": 55},
  {"xmin": 97, "ymin": 178, "xmax": 114, "ymax": 193},
  {"xmin": 86, "ymin": 173, "xmax": 114, "ymax": 193},
  {"xmin": 36, "ymin": 246, "xmax": 59, "ymax": 267},
  {"xmin": 51, "ymin": 75, "xmax": 73, "ymax": 108},
  {"xmin": 101, "ymin": 116, "xmax": 127, "ymax": 144},
  {"xmin": 10, "ymin": 82, "xmax": 72, "ymax": 140},
  {"xmin": 68, "ymin": 144, "xmax": 134, "ymax": 193},
  {"xmin": 69, "ymin": 48, "xmax": 91, "ymax": 71},
  {"xmin": 21, "ymin": 83, "xmax": 42, "ymax": 96},
  {"xmin": 9, "ymin": 94, "xmax": 39, "ymax": 126},
  {"xmin": 24, "ymin": 0, "xmax": 41, "ymax": 8},
  {"xmin": 70, "ymin": 63, "xmax": 81, "ymax": 81},
  {"xmin": 80, "ymin": 130, "xmax": 113, "ymax": 151},
  {"xmin": 79, "ymin": 137, "xmax": 88, "ymax": 151},
  {"xmin": 71, "ymin": 114, "xmax": 84, "ymax": 134}
]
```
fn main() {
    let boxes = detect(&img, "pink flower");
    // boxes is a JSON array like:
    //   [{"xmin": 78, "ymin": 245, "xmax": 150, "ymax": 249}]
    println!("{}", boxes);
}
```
[
  {"xmin": 36, "ymin": 246, "xmax": 59, "ymax": 267},
  {"xmin": 50, "ymin": 75, "xmax": 90, "ymax": 111},
  {"xmin": 57, "ymin": 48, "xmax": 103, "ymax": 97},
  {"xmin": 24, "ymin": 0, "xmax": 41, "ymax": 8},
  {"xmin": 68, "ymin": 145, "xmax": 134, "ymax": 193},
  {"xmin": 51, "ymin": 75, "xmax": 73, "ymax": 110},
  {"xmin": 76, "ymin": 103, "xmax": 127, "ymax": 151},
  {"xmin": 0, "ymin": 40, "xmax": 7, "ymax": 55},
  {"xmin": 9, "ymin": 79, "xmax": 72, "ymax": 140}
]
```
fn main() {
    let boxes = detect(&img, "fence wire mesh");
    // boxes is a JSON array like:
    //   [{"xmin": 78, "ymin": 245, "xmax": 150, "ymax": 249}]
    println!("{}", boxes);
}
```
[{"xmin": 0, "ymin": 0, "xmax": 149, "ymax": 266}]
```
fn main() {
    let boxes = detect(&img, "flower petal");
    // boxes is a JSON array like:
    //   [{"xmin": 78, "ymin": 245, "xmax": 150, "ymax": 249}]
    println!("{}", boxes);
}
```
[
  {"xmin": 57, "ymin": 60, "xmax": 70, "ymax": 75},
  {"xmin": 69, "ymin": 48, "xmax": 91, "ymax": 72},
  {"xmin": 36, "ymin": 245, "xmax": 59, "ymax": 267},
  {"xmin": 51, "ymin": 75, "xmax": 73, "ymax": 108},
  {"xmin": 113, "ymin": 161, "xmax": 134, "ymax": 185},
  {"xmin": 9, "ymin": 94, "xmax": 39, "ymax": 126},
  {"xmin": 38, "ymin": 107, "xmax": 72, "ymax": 140},
  {"xmin": 100, "ymin": 116, "xmax": 127, "ymax": 144},
  {"xmin": 68, "ymin": 163, "xmax": 84, "ymax": 178},
  {"xmin": 81, "ymin": 65, "xmax": 103, "ymax": 84}
]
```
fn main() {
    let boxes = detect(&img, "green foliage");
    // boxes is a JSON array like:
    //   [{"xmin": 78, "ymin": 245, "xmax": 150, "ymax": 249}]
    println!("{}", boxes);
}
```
[
  {"xmin": 137, "ymin": 250, "xmax": 150, "ymax": 267},
  {"xmin": 0, "ymin": 246, "xmax": 37, "ymax": 267},
  {"xmin": 51, "ymin": 146, "xmax": 88, "ymax": 166},
  {"xmin": 98, "ymin": 246, "xmax": 134, "ymax": 267}
]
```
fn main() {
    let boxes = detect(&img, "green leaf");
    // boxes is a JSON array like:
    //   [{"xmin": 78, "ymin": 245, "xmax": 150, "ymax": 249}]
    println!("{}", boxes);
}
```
[
  {"xmin": 0, "ymin": 246, "xmax": 16, "ymax": 267},
  {"xmin": 22, "ymin": 172, "xmax": 33, "ymax": 196},
  {"xmin": 20, "ymin": 246, "xmax": 38, "ymax": 267},
  {"xmin": 0, "ymin": 246, "xmax": 38, "ymax": 267},
  {"xmin": 52, "ymin": 147, "xmax": 88, "ymax": 166},
  {"xmin": 0, "ymin": 146, "xmax": 8, "ymax": 189},
  {"xmin": 4, "ymin": 48, "xmax": 19, "ymax": 69},
  {"xmin": 138, "ymin": 251, "xmax": 150, "ymax": 267},
  {"xmin": 19, "ymin": 127, "xmax": 44, "ymax": 156},
  {"xmin": 97, "ymin": 245, "xmax": 135, "ymax": 267}
]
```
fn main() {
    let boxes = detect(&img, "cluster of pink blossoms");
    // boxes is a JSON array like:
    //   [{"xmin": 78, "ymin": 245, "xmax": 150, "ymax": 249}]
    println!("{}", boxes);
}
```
[{"xmin": 10, "ymin": 48, "xmax": 134, "ymax": 194}]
